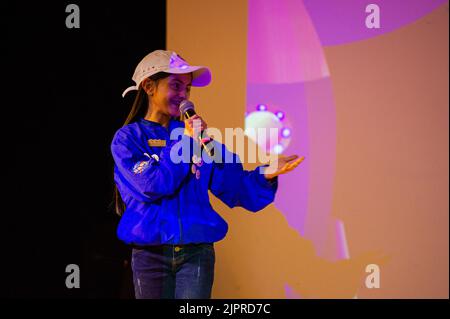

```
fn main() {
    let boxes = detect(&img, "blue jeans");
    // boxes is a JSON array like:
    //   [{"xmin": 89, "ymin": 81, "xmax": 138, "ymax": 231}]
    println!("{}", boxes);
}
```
[{"xmin": 131, "ymin": 243, "xmax": 215, "ymax": 299}]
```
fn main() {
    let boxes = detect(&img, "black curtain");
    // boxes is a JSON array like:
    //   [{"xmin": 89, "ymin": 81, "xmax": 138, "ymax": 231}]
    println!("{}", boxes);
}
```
[{"xmin": 3, "ymin": 1, "xmax": 166, "ymax": 298}]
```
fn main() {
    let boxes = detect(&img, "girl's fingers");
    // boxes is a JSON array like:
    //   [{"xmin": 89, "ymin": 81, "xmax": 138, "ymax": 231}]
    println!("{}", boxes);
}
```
[
  {"xmin": 286, "ymin": 164, "xmax": 296, "ymax": 171},
  {"xmin": 270, "ymin": 155, "xmax": 305, "ymax": 177},
  {"xmin": 282, "ymin": 156, "xmax": 304, "ymax": 168},
  {"xmin": 188, "ymin": 115, "xmax": 201, "ymax": 124},
  {"xmin": 284, "ymin": 155, "xmax": 299, "ymax": 162},
  {"xmin": 291, "ymin": 158, "xmax": 303, "ymax": 167},
  {"xmin": 290, "ymin": 157, "xmax": 305, "ymax": 166},
  {"xmin": 189, "ymin": 117, "xmax": 207, "ymax": 131},
  {"xmin": 285, "ymin": 157, "xmax": 304, "ymax": 171}
]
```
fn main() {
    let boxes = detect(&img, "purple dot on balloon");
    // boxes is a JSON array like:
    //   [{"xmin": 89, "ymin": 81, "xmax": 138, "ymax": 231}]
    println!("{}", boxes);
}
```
[
  {"xmin": 281, "ymin": 128, "xmax": 291, "ymax": 138},
  {"xmin": 257, "ymin": 104, "xmax": 267, "ymax": 111},
  {"xmin": 275, "ymin": 111, "xmax": 285, "ymax": 120}
]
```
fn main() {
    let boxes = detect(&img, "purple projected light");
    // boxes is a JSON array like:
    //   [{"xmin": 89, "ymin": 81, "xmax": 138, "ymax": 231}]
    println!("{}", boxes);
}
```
[
  {"xmin": 275, "ymin": 111, "xmax": 285, "ymax": 120},
  {"xmin": 281, "ymin": 127, "xmax": 291, "ymax": 138},
  {"xmin": 246, "ymin": 0, "xmax": 446, "ymax": 299},
  {"xmin": 248, "ymin": 0, "xmax": 334, "ymax": 263},
  {"xmin": 303, "ymin": 0, "xmax": 447, "ymax": 46},
  {"xmin": 257, "ymin": 104, "xmax": 267, "ymax": 111}
]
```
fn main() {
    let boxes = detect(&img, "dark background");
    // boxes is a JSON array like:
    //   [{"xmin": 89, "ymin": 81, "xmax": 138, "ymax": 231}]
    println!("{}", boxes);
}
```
[{"xmin": 3, "ymin": 1, "xmax": 166, "ymax": 298}]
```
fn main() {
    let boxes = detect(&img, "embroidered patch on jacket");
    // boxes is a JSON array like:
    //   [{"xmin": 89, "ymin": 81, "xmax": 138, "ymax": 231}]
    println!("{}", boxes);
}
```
[
  {"xmin": 132, "ymin": 160, "xmax": 150, "ymax": 175},
  {"xmin": 148, "ymin": 139, "xmax": 166, "ymax": 147}
]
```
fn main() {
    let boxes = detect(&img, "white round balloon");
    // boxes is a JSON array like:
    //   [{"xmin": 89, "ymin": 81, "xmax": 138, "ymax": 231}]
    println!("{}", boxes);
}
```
[{"xmin": 244, "ymin": 110, "xmax": 291, "ymax": 154}]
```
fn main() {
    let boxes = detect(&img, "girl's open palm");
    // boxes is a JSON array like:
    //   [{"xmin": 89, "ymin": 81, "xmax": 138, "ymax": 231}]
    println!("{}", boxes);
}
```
[{"xmin": 263, "ymin": 154, "xmax": 305, "ymax": 180}]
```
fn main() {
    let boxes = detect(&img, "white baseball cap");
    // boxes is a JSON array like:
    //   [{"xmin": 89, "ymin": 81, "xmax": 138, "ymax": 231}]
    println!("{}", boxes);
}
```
[{"xmin": 122, "ymin": 50, "xmax": 212, "ymax": 97}]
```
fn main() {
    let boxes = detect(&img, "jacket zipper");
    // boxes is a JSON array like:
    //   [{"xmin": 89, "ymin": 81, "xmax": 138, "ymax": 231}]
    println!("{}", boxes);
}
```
[
  {"xmin": 177, "ymin": 195, "xmax": 183, "ymax": 244},
  {"xmin": 164, "ymin": 123, "xmax": 183, "ymax": 244}
]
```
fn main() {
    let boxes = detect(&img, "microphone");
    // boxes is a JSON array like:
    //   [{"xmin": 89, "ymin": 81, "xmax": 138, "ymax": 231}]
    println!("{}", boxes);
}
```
[{"xmin": 179, "ymin": 100, "xmax": 215, "ymax": 157}]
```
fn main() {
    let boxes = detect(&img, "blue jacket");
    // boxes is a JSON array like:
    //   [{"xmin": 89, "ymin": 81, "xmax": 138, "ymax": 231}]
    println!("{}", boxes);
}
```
[{"xmin": 111, "ymin": 117, "xmax": 278, "ymax": 245}]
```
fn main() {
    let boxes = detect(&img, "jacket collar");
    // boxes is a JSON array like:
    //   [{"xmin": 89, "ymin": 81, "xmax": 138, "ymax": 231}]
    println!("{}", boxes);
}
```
[{"xmin": 140, "ymin": 117, "xmax": 184, "ymax": 131}]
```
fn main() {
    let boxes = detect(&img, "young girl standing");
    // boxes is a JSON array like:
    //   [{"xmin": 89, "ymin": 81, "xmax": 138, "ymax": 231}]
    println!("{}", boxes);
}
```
[{"xmin": 111, "ymin": 50, "xmax": 304, "ymax": 299}]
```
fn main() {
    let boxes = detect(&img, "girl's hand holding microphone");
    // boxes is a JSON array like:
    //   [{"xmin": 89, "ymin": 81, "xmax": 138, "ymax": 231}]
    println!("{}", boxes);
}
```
[{"xmin": 184, "ymin": 114, "xmax": 210, "ymax": 143}]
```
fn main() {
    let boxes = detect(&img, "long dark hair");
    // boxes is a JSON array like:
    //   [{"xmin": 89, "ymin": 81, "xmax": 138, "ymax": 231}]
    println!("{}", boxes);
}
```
[{"xmin": 113, "ymin": 72, "xmax": 171, "ymax": 216}]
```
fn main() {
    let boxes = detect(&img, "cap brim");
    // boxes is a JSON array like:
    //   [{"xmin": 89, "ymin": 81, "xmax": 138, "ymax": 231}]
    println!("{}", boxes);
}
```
[{"xmin": 166, "ymin": 66, "xmax": 212, "ymax": 87}]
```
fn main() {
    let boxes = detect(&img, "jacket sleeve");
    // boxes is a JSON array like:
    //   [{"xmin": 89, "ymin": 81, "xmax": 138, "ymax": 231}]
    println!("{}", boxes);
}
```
[
  {"xmin": 111, "ymin": 130, "xmax": 191, "ymax": 202},
  {"xmin": 208, "ymin": 143, "xmax": 278, "ymax": 212}
]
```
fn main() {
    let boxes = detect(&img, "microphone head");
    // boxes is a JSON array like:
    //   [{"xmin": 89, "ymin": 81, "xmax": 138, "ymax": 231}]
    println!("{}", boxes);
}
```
[{"xmin": 179, "ymin": 100, "xmax": 195, "ymax": 114}]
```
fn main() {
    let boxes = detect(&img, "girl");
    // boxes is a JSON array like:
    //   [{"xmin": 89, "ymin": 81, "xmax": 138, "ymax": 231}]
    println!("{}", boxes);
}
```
[{"xmin": 111, "ymin": 50, "xmax": 304, "ymax": 299}]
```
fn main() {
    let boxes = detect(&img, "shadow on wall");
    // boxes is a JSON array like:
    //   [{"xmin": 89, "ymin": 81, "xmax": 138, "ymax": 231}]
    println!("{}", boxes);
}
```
[{"xmin": 213, "ymin": 204, "xmax": 388, "ymax": 298}]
